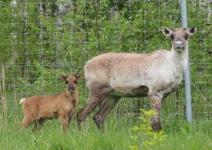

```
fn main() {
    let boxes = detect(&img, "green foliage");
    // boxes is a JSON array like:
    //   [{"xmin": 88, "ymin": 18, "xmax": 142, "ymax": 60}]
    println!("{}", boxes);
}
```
[
  {"xmin": 129, "ymin": 109, "xmax": 167, "ymax": 150},
  {"xmin": 0, "ymin": 115, "xmax": 211, "ymax": 150}
]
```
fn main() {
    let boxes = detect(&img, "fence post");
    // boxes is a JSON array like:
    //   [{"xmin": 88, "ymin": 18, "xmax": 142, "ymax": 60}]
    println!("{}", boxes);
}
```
[{"xmin": 179, "ymin": 0, "xmax": 192, "ymax": 123}]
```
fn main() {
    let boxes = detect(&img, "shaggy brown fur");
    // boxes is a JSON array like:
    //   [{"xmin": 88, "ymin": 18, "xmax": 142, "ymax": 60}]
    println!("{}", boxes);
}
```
[{"xmin": 19, "ymin": 74, "xmax": 80, "ymax": 132}]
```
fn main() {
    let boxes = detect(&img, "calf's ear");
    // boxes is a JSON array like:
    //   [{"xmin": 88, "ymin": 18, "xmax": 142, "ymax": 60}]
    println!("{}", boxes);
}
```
[
  {"xmin": 59, "ymin": 75, "xmax": 68, "ymax": 81},
  {"xmin": 75, "ymin": 74, "xmax": 80, "ymax": 80}
]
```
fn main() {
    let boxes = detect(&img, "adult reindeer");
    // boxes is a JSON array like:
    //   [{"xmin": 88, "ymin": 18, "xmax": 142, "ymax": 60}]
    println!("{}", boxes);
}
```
[{"xmin": 77, "ymin": 27, "xmax": 196, "ymax": 131}]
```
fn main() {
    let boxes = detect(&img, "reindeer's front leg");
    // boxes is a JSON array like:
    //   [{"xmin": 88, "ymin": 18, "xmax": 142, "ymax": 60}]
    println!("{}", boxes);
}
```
[{"xmin": 149, "ymin": 94, "xmax": 162, "ymax": 131}]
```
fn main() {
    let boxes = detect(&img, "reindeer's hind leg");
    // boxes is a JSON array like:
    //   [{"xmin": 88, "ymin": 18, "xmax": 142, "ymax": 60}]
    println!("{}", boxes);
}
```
[
  {"xmin": 93, "ymin": 96, "xmax": 120, "ymax": 130},
  {"xmin": 77, "ymin": 83, "xmax": 111, "ymax": 128},
  {"xmin": 68, "ymin": 111, "xmax": 75, "ymax": 125}
]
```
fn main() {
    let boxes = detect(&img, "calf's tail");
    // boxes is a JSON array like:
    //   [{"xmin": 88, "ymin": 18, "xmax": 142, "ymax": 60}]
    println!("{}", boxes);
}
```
[{"xmin": 19, "ymin": 98, "xmax": 26, "ymax": 105}]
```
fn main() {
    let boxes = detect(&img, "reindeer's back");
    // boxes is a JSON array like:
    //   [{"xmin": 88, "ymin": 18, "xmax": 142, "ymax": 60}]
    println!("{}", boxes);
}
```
[{"xmin": 84, "ymin": 51, "xmax": 169, "ymax": 87}]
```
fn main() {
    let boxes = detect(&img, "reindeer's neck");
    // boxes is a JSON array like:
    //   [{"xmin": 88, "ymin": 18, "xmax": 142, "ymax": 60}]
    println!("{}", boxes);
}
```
[{"xmin": 170, "ymin": 47, "xmax": 187, "ymax": 70}]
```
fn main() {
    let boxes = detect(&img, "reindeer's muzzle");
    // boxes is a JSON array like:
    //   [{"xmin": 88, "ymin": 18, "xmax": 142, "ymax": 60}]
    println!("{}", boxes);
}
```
[{"xmin": 174, "ymin": 40, "xmax": 185, "ymax": 50}]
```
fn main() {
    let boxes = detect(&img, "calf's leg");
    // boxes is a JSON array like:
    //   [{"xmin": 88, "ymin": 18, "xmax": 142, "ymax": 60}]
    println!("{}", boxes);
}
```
[
  {"xmin": 21, "ymin": 114, "xmax": 36, "ymax": 128},
  {"xmin": 59, "ymin": 112, "xmax": 69, "ymax": 132},
  {"xmin": 32, "ymin": 118, "xmax": 45, "ymax": 132}
]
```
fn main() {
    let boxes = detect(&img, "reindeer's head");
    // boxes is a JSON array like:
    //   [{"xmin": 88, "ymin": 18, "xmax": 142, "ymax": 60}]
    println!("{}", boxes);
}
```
[
  {"xmin": 162, "ymin": 27, "xmax": 196, "ymax": 52},
  {"xmin": 60, "ymin": 74, "xmax": 80, "ymax": 93}
]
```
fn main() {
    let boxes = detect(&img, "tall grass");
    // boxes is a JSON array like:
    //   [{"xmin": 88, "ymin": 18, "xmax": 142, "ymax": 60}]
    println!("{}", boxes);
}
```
[{"xmin": 0, "ymin": 113, "xmax": 211, "ymax": 150}]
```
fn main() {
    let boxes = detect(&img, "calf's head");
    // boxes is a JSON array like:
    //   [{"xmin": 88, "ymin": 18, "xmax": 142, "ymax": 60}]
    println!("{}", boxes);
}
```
[
  {"xmin": 162, "ymin": 27, "xmax": 196, "ymax": 52},
  {"xmin": 60, "ymin": 74, "xmax": 80, "ymax": 93}
]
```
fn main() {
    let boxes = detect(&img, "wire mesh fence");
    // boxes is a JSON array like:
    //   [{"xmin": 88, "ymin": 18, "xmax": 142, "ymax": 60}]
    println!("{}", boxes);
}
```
[{"xmin": 0, "ymin": 0, "xmax": 211, "ymax": 126}]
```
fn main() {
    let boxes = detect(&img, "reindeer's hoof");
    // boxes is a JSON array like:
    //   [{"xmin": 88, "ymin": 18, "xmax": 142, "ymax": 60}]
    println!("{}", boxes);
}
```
[
  {"xmin": 93, "ymin": 116, "xmax": 101, "ymax": 130},
  {"xmin": 93, "ymin": 115, "xmax": 104, "ymax": 131},
  {"xmin": 152, "ymin": 123, "xmax": 162, "ymax": 132}
]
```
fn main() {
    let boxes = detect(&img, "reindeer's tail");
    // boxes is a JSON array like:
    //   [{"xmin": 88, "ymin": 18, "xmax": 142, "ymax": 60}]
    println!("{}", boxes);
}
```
[{"xmin": 19, "ymin": 98, "xmax": 26, "ymax": 105}]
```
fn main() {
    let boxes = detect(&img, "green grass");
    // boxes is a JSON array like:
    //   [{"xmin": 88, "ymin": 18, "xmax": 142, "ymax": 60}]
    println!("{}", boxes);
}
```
[{"xmin": 0, "ymin": 114, "xmax": 211, "ymax": 150}]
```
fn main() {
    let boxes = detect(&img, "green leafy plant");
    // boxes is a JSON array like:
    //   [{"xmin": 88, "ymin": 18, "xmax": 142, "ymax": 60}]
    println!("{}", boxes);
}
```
[{"xmin": 129, "ymin": 109, "xmax": 167, "ymax": 150}]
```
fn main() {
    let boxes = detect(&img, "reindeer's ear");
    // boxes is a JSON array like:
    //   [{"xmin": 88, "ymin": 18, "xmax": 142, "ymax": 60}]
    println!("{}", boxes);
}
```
[
  {"xmin": 59, "ymin": 75, "xmax": 68, "ymax": 81},
  {"xmin": 162, "ymin": 27, "xmax": 174, "ymax": 37},
  {"xmin": 186, "ymin": 27, "xmax": 196, "ymax": 36}
]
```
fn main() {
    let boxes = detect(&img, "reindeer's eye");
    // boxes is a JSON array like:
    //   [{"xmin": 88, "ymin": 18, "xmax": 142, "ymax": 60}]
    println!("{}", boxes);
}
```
[
  {"xmin": 74, "ymin": 80, "xmax": 78, "ymax": 84},
  {"xmin": 170, "ymin": 34, "xmax": 174, "ymax": 40},
  {"xmin": 65, "ymin": 81, "xmax": 68, "ymax": 84}
]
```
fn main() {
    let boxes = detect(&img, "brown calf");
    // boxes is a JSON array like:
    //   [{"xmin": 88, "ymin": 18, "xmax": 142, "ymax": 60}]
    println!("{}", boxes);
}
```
[{"xmin": 19, "ymin": 74, "xmax": 80, "ymax": 132}]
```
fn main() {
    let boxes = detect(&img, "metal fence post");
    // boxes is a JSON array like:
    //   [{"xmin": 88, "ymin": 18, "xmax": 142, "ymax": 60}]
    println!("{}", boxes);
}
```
[{"xmin": 179, "ymin": 0, "xmax": 192, "ymax": 123}]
